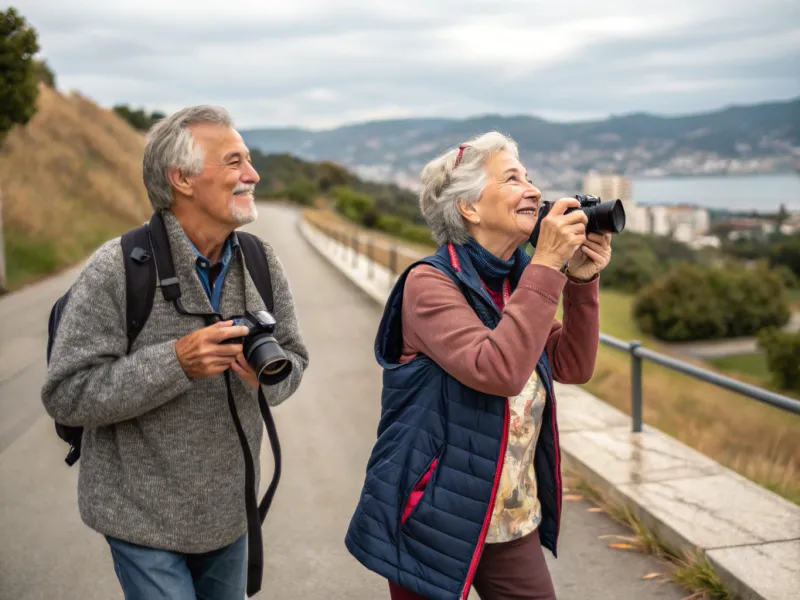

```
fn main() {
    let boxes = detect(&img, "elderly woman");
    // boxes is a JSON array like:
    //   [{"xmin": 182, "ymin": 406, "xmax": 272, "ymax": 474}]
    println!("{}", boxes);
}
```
[{"xmin": 345, "ymin": 132, "xmax": 610, "ymax": 600}]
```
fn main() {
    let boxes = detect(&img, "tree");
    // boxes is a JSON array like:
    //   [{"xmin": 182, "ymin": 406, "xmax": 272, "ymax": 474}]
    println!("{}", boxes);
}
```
[
  {"xmin": 285, "ymin": 180, "xmax": 318, "ymax": 206},
  {"xmin": 769, "ymin": 235, "xmax": 800, "ymax": 279},
  {"xmin": 599, "ymin": 247, "xmax": 663, "ymax": 292},
  {"xmin": 775, "ymin": 203, "xmax": 789, "ymax": 227},
  {"xmin": 332, "ymin": 186, "xmax": 379, "ymax": 228},
  {"xmin": 633, "ymin": 263, "xmax": 791, "ymax": 342},
  {"xmin": 0, "ymin": 8, "xmax": 40, "ymax": 140},
  {"xmin": 33, "ymin": 59, "xmax": 55, "ymax": 88},
  {"xmin": 758, "ymin": 328, "xmax": 800, "ymax": 392},
  {"xmin": 112, "ymin": 104, "xmax": 165, "ymax": 132}
]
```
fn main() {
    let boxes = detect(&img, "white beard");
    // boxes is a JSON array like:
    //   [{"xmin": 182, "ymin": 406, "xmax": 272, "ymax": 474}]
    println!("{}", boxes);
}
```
[{"xmin": 230, "ymin": 195, "xmax": 257, "ymax": 225}]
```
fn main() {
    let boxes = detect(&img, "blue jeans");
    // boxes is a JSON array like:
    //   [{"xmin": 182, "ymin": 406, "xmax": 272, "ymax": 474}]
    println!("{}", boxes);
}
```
[{"xmin": 106, "ymin": 534, "xmax": 247, "ymax": 600}]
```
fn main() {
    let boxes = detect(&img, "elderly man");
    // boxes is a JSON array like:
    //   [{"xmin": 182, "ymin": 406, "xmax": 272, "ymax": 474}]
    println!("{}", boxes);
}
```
[{"xmin": 41, "ymin": 105, "xmax": 309, "ymax": 600}]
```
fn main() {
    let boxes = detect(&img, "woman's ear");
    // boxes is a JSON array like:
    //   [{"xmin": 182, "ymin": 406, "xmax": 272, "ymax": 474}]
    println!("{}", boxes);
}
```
[
  {"xmin": 167, "ymin": 167, "xmax": 193, "ymax": 197},
  {"xmin": 457, "ymin": 200, "xmax": 481, "ymax": 225}
]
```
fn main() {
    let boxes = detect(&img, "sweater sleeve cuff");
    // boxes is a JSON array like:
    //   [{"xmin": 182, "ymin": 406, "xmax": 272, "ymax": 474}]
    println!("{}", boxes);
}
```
[
  {"xmin": 140, "ymin": 340, "xmax": 194, "ymax": 398},
  {"xmin": 518, "ymin": 263, "xmax": 567, "ymax": 304},
  {"xmin": 564, "ymin": 272, "xmax": 600, "ymax": 304}
]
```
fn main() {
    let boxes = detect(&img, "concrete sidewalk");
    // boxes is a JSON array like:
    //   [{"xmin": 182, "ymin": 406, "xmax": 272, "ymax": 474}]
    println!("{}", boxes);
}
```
[{"xmin": 300, "ymin": 218, "xmax": 800, "ymax": 600}]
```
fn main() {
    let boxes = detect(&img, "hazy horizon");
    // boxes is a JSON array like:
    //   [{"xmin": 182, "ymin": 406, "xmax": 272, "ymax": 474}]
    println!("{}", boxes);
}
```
[{"xmin": 236, "ymin": 94, "xmax": 800, "ymax": 132}]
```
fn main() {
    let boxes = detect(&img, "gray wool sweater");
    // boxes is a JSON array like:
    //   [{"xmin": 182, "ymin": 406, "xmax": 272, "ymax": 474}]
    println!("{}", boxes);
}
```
[{"xmin": 41, "ymin": 211, "xmax": 309, "ymax": 553}]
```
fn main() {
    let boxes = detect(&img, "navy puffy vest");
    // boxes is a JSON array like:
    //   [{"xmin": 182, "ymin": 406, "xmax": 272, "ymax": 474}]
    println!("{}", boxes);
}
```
[{"xmin": 345, "ymin": 243, "xmax": 563, "ymax": 600}]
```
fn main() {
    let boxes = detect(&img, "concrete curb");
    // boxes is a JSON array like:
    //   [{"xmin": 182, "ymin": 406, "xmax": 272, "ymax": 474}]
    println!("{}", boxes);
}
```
[{"xmin": 298, "ymin": 217, "xmax": 800, "ymax": 600}]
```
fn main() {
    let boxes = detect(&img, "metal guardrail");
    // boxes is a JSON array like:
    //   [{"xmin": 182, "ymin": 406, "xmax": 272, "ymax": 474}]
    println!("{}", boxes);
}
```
[
  {"xmin": 600, "ymin": 333, "xmax": 800, "ymax": 432},
  {"xmin": 308, "ymin": 217, "xmax": 800, "ymax": 431}
]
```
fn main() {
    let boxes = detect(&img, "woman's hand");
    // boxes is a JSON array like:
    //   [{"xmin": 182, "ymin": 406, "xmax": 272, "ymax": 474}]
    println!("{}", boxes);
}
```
[
  {"xmin": 531, "ymin": 198, "xmax": 588, "ymax": 271},
  {"xmin": 566, "ymin": 232, "xmax": 612, "ymax": 281}
]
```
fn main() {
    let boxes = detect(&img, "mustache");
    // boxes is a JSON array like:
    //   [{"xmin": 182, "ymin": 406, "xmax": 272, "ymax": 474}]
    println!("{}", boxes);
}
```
[{"xmin": 233, "ymin": 183, "xmax": 256, "ymax": 195}]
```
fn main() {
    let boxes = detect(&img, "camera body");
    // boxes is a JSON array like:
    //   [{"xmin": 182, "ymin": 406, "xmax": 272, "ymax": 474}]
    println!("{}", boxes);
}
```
[
  {"xmin": 224, "ymin": 310, "xmax": 292, "ymax": 385},
  {"xmin": 529, "ymin": 194, "xmax": 626, "ymax": 247}
]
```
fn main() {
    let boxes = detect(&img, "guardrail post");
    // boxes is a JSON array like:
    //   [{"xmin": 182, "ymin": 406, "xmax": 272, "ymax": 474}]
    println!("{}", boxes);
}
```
[
  {"xmin": 352, "ymin": 234, "xmax": 359, "ymax": 267},
  {"xmin": 367, "ymin": 239, "xmax": 374, "ymax": 279},
  {"xmin": 630, "ymin": 341, "xmax": 643, "ymax": 433}
]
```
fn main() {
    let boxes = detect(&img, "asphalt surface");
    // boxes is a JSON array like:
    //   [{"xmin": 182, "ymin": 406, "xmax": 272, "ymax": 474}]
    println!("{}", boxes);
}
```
[{"xmin": 0, "ymin": 202, "xmax": 686, "ymax": 600}]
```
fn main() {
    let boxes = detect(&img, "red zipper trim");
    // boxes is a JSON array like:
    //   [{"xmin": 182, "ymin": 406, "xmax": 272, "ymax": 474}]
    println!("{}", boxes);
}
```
[
  {"xmin": 461, "ymin": 400, "xmax": 509, "ymax": 599},
  {"xmin": 447, "ymin": 242, "xmax": 461, "ymax": 272},
  {"xmin": 547, "ymin": 370, "xmax": 562, "ymax": 542}
]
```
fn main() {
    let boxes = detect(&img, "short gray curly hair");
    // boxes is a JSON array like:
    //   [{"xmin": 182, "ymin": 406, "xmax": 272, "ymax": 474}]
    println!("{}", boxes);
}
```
[
  {"xmin": 419, "ymin": 131, "xmax": 519, "ymax": 245},
  {"xmin": 142, "ymin": 105, "xmax": 234, "ymax": 211}
]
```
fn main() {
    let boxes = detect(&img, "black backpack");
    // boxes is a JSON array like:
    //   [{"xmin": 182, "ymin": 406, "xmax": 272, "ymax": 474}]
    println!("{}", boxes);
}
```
[{"xmin": 46, "ymin": 211, "xmax": 280, "ymax": 598}]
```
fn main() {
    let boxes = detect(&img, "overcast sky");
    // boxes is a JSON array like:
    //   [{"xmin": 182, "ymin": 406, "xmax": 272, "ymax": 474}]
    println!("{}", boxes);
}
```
[{"xmin": 15, "ymin": 0, "xmax": 800, "ymax": 130}]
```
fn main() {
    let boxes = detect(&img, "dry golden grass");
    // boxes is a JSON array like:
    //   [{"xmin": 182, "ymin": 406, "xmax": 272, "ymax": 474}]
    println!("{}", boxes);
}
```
[
  {"xmin": 304, "ymin": 209, "xmax": 800, "ymax": 505},
  {"xmin": 0, "ymin": 84, "xmax": 151, "ymax": 290}
]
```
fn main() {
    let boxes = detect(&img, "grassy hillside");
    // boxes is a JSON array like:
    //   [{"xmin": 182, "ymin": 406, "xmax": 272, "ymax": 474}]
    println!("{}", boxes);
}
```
[{"xmin": 0, "ymin": 84, "xmax": 151, "ymax": 291}]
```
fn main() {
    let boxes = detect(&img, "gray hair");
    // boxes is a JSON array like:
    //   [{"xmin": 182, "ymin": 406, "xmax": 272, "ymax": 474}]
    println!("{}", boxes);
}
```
[
  {"xmin": 142, "ymin": 105, "xmax": 234, "ymax": 211},
  {"xmin": 419, "ymin": 131, "xmax": 519, "ymax": 245}
]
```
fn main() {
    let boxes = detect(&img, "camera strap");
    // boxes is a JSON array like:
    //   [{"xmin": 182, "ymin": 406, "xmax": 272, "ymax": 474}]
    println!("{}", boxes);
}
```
[
  {"xmin": 223, "ymin": 371, "xmax": 281, "ymax": 597},
  {"xmin": 146, "ymin": 212, "xmax": 280, "ymax": 597}
]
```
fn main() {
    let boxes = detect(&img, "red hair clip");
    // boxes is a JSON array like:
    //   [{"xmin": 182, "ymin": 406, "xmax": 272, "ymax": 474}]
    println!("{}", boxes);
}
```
[{"xmin": 454, "ymin": 144, "xmax": 468, "ymax": 169}]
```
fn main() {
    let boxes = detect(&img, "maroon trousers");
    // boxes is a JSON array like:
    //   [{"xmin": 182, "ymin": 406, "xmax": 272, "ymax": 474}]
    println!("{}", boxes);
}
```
[{"xmin": 388, "ymin": 529, "xmax": 557, "ymax": 600}]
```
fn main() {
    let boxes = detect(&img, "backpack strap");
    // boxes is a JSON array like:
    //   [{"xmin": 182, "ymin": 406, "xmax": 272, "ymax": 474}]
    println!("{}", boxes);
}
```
[
  {"xmin": 120, "ymin": 222, "xmax": 157, "ymax": 351},
  {"xmin": 148, "ymin": 211, "xmax": 182, "ymax": 303},
  {"xmin": 237, "ymin": 231, "xmax": 274, "ymax": 312}
]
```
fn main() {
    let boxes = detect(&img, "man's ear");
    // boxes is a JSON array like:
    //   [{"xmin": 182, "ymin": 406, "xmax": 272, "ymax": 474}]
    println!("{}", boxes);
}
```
[
  {"xmin": 167, "ymin": 167, "xmax": 193, "ymax": 197},
  {"xmin": 456, "ymin": 200, "xmax": 480, "ymax": 224}
]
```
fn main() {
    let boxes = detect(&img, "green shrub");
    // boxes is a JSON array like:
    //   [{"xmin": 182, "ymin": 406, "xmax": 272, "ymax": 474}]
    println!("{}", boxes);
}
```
[
  {"xmin": 757, "ymin": 328, "xmax": 800, "ymax": 392},
  {"xmin": 772, "ymin": 265, "xmax": 799, "ymax": 289},
  {"xmin": 633, "ymin": 264, "xmax": 727, "ymax": 341},
  {"xmin": 633, "ymin": 264, "xmax": 791, "ymax": 342},
  {"xmin": 333, "ymin": 186, "xmax": 380, "ymax": 227},
  {"xmin": 599, "ymin": 247, "xmax": 663, "ymax": 292},
  {"xmin": 285, "ymin": 180, "xmax": 318, "ymax": 206},
  {"xmin": 769, "ymin": 236, "xmax": 800, "ymax": 279}
]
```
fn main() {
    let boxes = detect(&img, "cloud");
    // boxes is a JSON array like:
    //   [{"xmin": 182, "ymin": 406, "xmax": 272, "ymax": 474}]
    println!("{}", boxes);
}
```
[{"xmin": 14, "ymin": 0, "xmax": 800, "ymax": 128}]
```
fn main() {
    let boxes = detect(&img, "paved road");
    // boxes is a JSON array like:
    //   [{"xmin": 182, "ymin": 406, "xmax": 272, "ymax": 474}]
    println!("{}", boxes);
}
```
[
  {"xmin": 665, "ymin": 313, "xmax": 800, "ymax": 359},
  {"xmin": 0, "ymin": 203, "xmax": 685, "ymax": 600}
]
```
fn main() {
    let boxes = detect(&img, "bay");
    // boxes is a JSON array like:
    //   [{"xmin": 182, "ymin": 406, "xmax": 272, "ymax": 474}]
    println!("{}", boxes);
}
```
[{"xmin": 629, "ymin": 174, "xmax": 800, "ymax": 213}]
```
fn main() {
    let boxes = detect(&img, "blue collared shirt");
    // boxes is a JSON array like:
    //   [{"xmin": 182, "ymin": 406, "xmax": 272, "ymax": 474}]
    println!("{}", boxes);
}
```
[{"xmin": 187, "ymin": 234, "xmax": 240, "ymax": 312}]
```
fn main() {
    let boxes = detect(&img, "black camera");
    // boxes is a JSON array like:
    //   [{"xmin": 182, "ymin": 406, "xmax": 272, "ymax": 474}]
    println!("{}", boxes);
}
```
[
  {"xmin": 224, "ymin": 310, "xmax": 292, "ymax": 386},
  {"xmin": 529, "ymin": 194, "xmax": 626, "ymax": 247}
]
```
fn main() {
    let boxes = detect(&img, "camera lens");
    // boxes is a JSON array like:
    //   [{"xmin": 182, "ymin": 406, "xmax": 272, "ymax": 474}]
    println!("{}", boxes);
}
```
[
  {"xmin": 587, "ymin": 199, "xmax": 626, "ymax": 234},
  {"xmin": 244, "ymin": 335, "xmax": 292, "ymax": 385}
]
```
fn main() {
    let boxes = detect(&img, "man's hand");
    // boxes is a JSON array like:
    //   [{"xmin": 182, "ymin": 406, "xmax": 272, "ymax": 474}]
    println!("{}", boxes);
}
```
[
  {"xmin": 174, "ymin": 320, "xmax": 249, "ymax": 379},
  {"xmin": 566, "ymin": 232, "xmax": 612, "ymax": 281},
  {"xmin": 231, "ymin": 353, "xmax": 260, "ymax": 389}
]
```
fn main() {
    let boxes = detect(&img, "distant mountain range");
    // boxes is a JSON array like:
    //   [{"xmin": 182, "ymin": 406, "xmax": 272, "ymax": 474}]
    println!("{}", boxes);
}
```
[{"xmin": 241, "ymin": 97, "xmax": 800, "ymax": 191}]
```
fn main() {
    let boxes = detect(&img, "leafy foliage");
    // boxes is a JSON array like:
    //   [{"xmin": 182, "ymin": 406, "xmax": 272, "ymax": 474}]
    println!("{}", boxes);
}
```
[
  {"xmin": 598, "ymin": 230, "xmax": 709, "ymax": 292},
  {"xmin": 112, "ymin": 105, "xmax": 166, "ymax": 132},
  {"xmin": 33, "ymin": 59, "xmax": 55, "ymax": 88},
  {"xmin": 757, "ymin": 328, "xmax": 800, "ymax": 392},
  {"xmin": 633, "ymin": 263, "xmax": 791, "ymax": 341},
  {"xmin": 0, "ymin": 7, "xmax": 40, "ymax": 140},
  {"xmin": 768, "ymin": 235, "xmax": 800, "ymax": 278},
  {"xmin": 248, "ymin": 150, "xmax": 429, "ymax": 242}
]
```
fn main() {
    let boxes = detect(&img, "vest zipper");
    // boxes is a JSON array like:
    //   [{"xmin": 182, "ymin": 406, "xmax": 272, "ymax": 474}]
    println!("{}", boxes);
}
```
[{"xmin": 460, "ymin": 399, "xmax": 510, "ymax": 599}]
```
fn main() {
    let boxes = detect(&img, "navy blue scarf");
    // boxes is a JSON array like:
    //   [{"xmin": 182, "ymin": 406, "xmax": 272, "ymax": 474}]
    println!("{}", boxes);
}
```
[{"xmin": 463, "ymin": 237, "xmax": 516, "ymax": 292}]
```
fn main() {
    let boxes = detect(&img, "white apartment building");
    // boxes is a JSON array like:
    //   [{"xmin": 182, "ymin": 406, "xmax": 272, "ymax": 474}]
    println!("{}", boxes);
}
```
[
  {"xmin": 582, "ymin": 173, "xmax": 652, "ymax": 234},
  {"xmin": 581, "ymin": 173, "xmax": 712, "ymax": 244}
]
